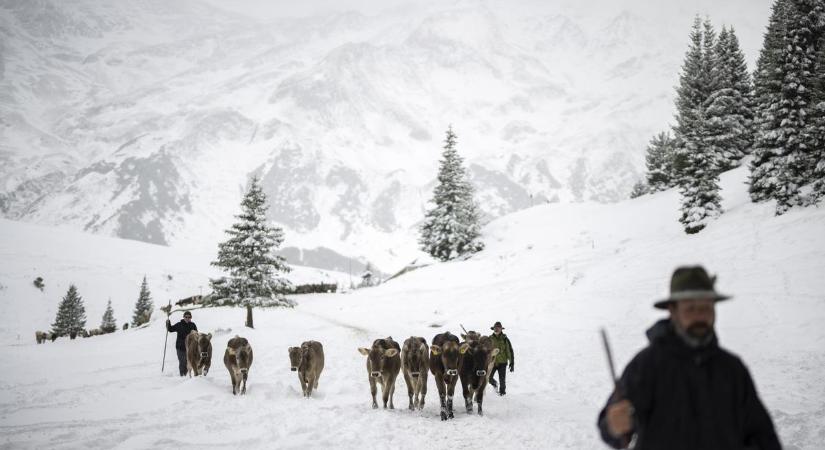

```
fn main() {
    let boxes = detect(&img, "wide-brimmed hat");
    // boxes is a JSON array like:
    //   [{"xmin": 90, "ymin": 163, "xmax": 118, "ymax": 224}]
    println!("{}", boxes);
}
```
[
  {"xmin": 490, "ymin": 321, "xmax": 504, "ymax": 330},
  {"xmin": 654, "ymin": 266, "xmax": 731, "ymax": 309}
]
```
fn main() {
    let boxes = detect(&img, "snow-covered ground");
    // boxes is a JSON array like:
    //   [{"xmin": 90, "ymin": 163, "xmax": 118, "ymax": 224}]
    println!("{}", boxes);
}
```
[{"xmin": 1, "ymin": 166, "xmax": 823, "ymax": 449}]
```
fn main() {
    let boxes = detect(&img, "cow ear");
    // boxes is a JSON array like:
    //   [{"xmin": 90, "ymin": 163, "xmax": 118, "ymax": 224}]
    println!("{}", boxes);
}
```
[
  {"xmin": 459, "ymin": 343, "xmax": 470, "ymax": 354},
  {"xmin": 358, "ymin": 347, "xmax": 370, "ymax": 356},
  {"xmin": 419, "ymin": 342, "xmax": 428, "ymax": 353},
  {"xmin": 207, "ymin": 333, "xmax": 212, "ymax": 341},
  {"xmin": 490, "ymin": 348, "xmax": 500, "ymax": 357},
  {"xmin": 461, "ymin": 334, "xmax": 467, "ymax": 340},
  {"xmin": 385, "ymin": 348, "xmax": 399, "ymax": 358},
  {"xmin": 430, "ymin": 345, "xmax": 441, "ymax": 355}
]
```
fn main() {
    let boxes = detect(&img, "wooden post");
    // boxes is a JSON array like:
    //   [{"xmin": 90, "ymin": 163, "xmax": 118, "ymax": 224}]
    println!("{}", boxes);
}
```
[{"xmin": 245, "ymin": 304, "xmax": 254, "ymax": 329}]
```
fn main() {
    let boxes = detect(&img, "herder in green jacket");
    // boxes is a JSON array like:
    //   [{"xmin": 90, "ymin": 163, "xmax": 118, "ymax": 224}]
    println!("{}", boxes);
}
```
[{"xmin": 488, "ymin": 321, "xmax": 514, "ymax": 395}]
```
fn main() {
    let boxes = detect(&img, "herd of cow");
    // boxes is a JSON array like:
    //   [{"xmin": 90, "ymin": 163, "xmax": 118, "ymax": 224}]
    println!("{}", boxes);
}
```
[{"xmin": 182, "ymin": 329, "xmax": 501, "ymax": 420}]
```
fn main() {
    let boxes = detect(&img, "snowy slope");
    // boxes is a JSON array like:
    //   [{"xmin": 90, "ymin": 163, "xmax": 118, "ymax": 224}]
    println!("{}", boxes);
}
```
[
  {"xmin": 1, "ymin": 166, "xmax": 823, "ymax": 449},
  {"xmin": 0, "ymin": 0, "xmax": 773, "ymax": 272}
]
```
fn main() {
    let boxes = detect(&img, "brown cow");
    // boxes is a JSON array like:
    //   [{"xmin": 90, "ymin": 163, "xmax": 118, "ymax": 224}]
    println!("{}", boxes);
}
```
[
  {"xmin": 224, "ymin": 336, "xmax": 253, "ymax": 395},
  {"xmin": 459, "ymin": 335, "xmax": 500, "ymax": 416},
  {"xmin": 358, "ymin": 337, "xmax": 401, "ymax": 409},
  {"xmin": 401, "ymin": 336, "xmax": 429, "ymax": 410},
  {"xmin": 35, "ymin": 331, "xmax": 48, "ymax": 344},
  {"xmin": 288, "ymin": 341, "xmax": 325, "ymax": 397},
  {"xmin": 186, "ymin": 331, "xmax": 213, "ymax": 376},
  {"xmin": 429, "ymin": 332, "xmax": 469, "ymax": 420}
]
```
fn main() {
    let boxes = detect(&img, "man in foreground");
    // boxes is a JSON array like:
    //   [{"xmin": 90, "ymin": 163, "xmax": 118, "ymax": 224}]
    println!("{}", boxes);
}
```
[{"xmin": 597, "ymin": 266, "xmax": 781, "ymax": 449}]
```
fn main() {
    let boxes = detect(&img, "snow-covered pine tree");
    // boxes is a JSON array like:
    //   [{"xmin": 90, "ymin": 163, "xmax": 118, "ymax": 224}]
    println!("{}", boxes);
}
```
[
  {"xmin": 673, "ymin": 17, "xmax": 724, "ymax": 233},
  {"xmin": 644, "ymin": 131, "xmax": 676, "ymax": 192},
  {"xmin": 131, "ymin": 276, "xmax": 153, "ymax": 327},
  {"xmin": 809, "ymin": 14, "xmax": 825, "ymax": 204},
  {"xmin": 52, "ymin": 284, "xmax": 86, "ymax": 339},
  {"xmin": 704, "ymin": 26, "xmax": 754, "ymax": 172},
  {"xmin": 419, "ymin": 126, "xmax": 484, "ymax": 261},
  {"xmin": 773, "ymin": 0, "xmax": 821, "ymax": 214},
  {"xmin": 209, "ymin": 176, "xmax": 293, "ymax": 322},
  {"xmin": 101, "ymin": 299, "xmax": 116, "ymax": 333},
  {"xmin": 750, "ymin": 0, "xmax": 791, "ymax": 202}
]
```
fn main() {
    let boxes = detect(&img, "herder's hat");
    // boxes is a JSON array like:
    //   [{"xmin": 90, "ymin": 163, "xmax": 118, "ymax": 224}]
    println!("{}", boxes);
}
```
[{"xmin": 654, "ymin": 266, "xmax": 731, "ymax": 309}]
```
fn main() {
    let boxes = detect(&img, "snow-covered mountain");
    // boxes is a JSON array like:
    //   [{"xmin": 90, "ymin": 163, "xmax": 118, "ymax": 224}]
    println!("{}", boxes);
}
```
[
  {"xmin": 1, "ymin": 165, "xmax": 822, "ymax": 448},
  {"xmin": 0, "ymin": 0, "xmax": 771, "ymax": 272}
]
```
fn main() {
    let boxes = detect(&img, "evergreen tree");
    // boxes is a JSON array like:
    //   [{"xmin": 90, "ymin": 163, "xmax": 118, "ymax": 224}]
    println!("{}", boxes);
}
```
[
  {"xmin": 132, "ymin": 276, "xmax": 153, "ymax": 327},
  {"xmin": 806, "ymin": 2, "xmax": 825, "ymax": 204},
  {"xmin": 705, "ymin": 26, "xmax": 754, "ymax": 172},
  {"xmin": 673, "ymin": 17, "xmax": 724, "ymax": 233},
  {"xmin": 750, "ymin": 0, "xmax": 791, "ymax": 202},
  {"xmin": 101, "ymin": 299, "xmax": 116, "ymax": 333},
  {"xmin": 209, "ymin": 176, "xmax": 293, "ymax": 315},
  {"xmin": 644, "ymin": 131, "xmax": 676, "ymax": 192},
  {"xmin": 772, "ymin": 0, "xmax": 821, "ymax": 214},
  {"xmin": 419, "ymin": 126, "xmax": 484, "ymax": 261},
  {"xmin": 52, "ymin": 284, "xmax": 86, "ymax": 339}
]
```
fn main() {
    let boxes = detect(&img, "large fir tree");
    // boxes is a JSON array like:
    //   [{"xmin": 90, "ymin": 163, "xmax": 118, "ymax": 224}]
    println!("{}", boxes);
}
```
[
  {"xmin": 419, "ymin": 126, "xmax": 484, "ymax": 261},
  {"xmin": 750, "ymin": 0, "xmax": 791, "ymax": 203},
  {"xmin": 644, "ymin": 131, "xmax": 676, "ymax": 192},
  {"xmin": 101, "ymin": 299, "xmax": 117, "ymax": 333},
  {"xmin": 132, "ymin": 276, "xmax": 153, "ymax": 327},
  {"xmin": 52, "ymin": 284, "xmax": 86, "ymax": 339},
  {"xmin": 704, "ymin": 26, "xmax": 754, "ymax": 172},
  {"xmin": 771, "ymin": 0, "xmax": 821, "ymax": 214},
  {"xmin": 210, "ymin": 176, "xmax": 293, "ymax": 320},
  {"xmin": 673, "ymin": 17, "xmax": 724, "ymax": 233},
  {"xmin": 811, "ymin": 14, "xmax": 825, "ymax": 204}
]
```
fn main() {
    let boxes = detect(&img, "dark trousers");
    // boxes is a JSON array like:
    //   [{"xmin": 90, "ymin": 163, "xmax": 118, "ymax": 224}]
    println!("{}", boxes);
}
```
[
  {"xmin": 177, "ymin": 348, "xmax": 187, "ymax": 376},
  {"xmin": 490, "ymin": 363, "xmax": 507, "ymax": 394}
]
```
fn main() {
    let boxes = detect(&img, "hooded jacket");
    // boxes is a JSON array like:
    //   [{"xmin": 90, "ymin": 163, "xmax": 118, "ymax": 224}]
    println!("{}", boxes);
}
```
[{"xmin": 597, "ymin": 319, "xmax": 781, "ymax": 450}]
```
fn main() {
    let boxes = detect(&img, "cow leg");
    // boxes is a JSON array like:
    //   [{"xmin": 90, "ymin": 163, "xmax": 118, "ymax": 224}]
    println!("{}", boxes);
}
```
[
  {"xmin": 305, "ymin": 374, "xmax": 315, "ymax": 398},
  {"xmin": 229, "ymin": 370, "xmax": 238, "ymax": 395},
  {"xmin": 299, "ymin": 372, "xmax": 308, "ymax": 397},
  {"xmin": 446, "ymin": 379, "xmax": 456, "ymax": 419},
  {"xmin": 419, "ymin": 373, "xmax": 427, "ymax": 410},
  {"xmin": 435, "ymin": 375, "xmax": 448, "ymax": 421},
  {"xmin": 388, "ymin": 378, "xmax": 396, "ymax": 410},
  {"xmin": 369, "ymin": 376, "xmax": 378, "ymax": 409},
  {"xmin": 241, "ymin": 371, "xmax": 248, "ymax": 395},
  {"xmin": 403, "ymin": 371, "xmax": 414, "ymax": 410},
  {"xmin": 381, "ymin": 377, "xmax": 390, "ymax": 409},
  {"xmin": 460, "ymin": 377, "xmax": 472, "ymax": 414},
  {"xmin": 477, "ymin": 386, "xmax": 484, "ymax": 416}
]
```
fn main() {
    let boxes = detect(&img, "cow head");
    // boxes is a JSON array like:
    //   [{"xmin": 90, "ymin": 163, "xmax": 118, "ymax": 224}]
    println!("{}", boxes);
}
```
[
  {"xmin": 198, "ymin": 333, "xmax": 212, "ymax": 359},
  {"xmin": 431, "ymin": 341, "xmax": 469, "ymax": 377},
  {"xmin": 464, "ymin": 337, "xmax": 500, "ymax": 390},
  {"xmin": 288, "ymin": 346, "xmax": 302, "ymax": 371},
  {"xmin": 403, "ymin": 338, "xmax": 428, "ymax": 378},
  {"xmin": 461, "ymin": 330, "xmax": 481, "ymax": 343},
  {"xmin": 228, "ymin": 337, "xmax": 252, "ymax": 375},
  {"xmin": 358, "ymin": 340, "xmax": 399, "ymax": 378}
]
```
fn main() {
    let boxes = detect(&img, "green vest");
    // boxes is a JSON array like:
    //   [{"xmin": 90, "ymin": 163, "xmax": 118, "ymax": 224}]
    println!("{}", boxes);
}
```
[{"xmin": 490, "ymin": 332, "xmax": 512, "ymax": 365}]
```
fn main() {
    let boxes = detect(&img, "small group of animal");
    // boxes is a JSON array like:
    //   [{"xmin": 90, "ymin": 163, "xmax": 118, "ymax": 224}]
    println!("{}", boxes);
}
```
[{"xmin": 358, "ymin": 332, "xmax": 499, "ymax": 420}]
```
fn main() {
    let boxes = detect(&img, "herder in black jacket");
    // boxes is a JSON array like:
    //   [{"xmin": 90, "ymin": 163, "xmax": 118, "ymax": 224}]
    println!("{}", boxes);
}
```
[
  {"xmin": 597, "ymin": 266, "xmax": 781, "ymax": 450},
  {"xmin": 166, "ymin": 310, "xmax": 197, "ymax": 376}
]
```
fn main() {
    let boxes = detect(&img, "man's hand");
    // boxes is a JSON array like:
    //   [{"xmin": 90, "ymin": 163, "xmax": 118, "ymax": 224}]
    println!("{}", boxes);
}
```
[
  {"xmin": 509, "ymin": 363, "xmax": 514, "ymax": 372},
  {"xmin": 606, "ymin": 399, "xmax": 634, "ymax": 438}
]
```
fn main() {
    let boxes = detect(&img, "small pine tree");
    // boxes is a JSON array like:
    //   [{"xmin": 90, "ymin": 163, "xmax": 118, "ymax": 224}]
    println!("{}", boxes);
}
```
[
  {"xmin": 132, "ymin": 276, "xmax": 154, "ymax": 327},
  {"xmin": 644, "ymin": 131, "xmax": 676, "ymax": 191},
  {"xmin": 209, "ymin": 176, "xmax": 293, "ymax": 319},
  {"xmin": 419, "ymin": 126, "xmax": 485, "ymax": 261},
  {"xmin": 52, "ymin": 284, "xmax": 87, "ymax": 339},
  {"xmin": 101, "ymin": 299, "xmax": 117, "ymax": 333}
]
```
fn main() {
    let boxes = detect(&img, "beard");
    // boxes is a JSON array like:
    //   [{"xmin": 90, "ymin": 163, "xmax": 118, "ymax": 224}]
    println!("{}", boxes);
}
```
[{"xmin": 686, "ymin": 322, "xmax": 713, "ymax": 339}]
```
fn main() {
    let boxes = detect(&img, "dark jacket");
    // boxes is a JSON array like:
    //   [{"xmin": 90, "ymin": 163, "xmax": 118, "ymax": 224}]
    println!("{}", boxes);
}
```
[
  {"xmin": 167, "ymin": 319, "xmax": 197, "ymax": 350},
  {"xmin": 597, "ymin": 319, "xmax": 781, "ymax": 450}
]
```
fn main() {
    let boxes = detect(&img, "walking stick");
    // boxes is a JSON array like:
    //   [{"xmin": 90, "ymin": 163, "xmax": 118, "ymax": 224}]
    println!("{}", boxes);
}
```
[
  {"xmin": 161, "ymin": 300, "xmax": 171, "ymax": 373},
  {"xmin": 600, "ymin": 328, "xmax": 634, "ymax": 449}
]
